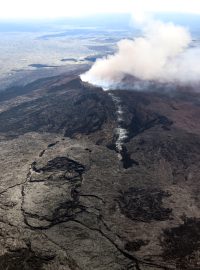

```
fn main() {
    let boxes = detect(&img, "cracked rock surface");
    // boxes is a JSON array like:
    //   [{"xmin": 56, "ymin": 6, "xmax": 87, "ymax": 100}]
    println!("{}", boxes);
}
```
[{"xmin": 0, "ymin": 72, "xmax": 200, "ymax": 269}]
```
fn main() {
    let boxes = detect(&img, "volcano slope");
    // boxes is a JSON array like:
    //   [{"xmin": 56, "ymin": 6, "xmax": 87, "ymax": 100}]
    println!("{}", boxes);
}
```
[{"xmin": 0, "ymin": 70, "xmax": 200, "ymax": 270}]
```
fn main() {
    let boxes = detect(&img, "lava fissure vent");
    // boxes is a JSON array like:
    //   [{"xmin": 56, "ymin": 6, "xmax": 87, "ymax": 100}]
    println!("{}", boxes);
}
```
[{"xmin": 108, "ymin": 92, "xmax": 128, "ymax": 160}]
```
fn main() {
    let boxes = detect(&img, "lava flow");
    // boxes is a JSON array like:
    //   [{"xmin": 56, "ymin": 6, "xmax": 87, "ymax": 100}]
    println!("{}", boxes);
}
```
[{"xmin": 108, "ymin": 92, "xmax": 128, "ymax": 160}]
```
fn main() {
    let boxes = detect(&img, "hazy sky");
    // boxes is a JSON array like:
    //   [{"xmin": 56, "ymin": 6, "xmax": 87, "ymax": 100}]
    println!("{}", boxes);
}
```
[{"xmin": 1, "ymin": 0, "xmax": 200, "ymax": 20}]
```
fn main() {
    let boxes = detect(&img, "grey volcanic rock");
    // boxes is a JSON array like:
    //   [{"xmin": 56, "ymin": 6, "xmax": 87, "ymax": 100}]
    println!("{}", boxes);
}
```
[
  {"xmin": 0, "ymin": 72, "xmax": 200, "ymax": 269},
  {"xmin": 0, "ymin": 133, "xmax": 134, "ymax": 270}
]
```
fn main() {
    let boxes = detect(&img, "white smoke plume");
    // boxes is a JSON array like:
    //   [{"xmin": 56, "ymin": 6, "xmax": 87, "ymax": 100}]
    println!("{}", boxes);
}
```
[{"xmin": 81, "ymin": 16, "xmax": 200, "ymax": 89}]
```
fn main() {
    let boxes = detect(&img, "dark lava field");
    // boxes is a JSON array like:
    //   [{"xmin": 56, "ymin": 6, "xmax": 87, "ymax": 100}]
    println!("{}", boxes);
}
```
[{"xmin": 0, "ymin": 68, "xmax": 199, "ymax": 270}]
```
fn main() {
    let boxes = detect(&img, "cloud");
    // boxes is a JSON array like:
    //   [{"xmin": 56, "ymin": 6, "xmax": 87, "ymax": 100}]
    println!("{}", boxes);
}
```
[{"xmin": 81, "ymin": 17, "xmax": 200, "ymax": 89}]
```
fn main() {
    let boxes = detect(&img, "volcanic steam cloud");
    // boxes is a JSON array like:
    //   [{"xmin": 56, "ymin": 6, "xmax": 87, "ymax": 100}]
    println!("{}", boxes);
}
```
[{"xmin": 81, "ymin": 18, "xmax": 200, "ymax": 89}]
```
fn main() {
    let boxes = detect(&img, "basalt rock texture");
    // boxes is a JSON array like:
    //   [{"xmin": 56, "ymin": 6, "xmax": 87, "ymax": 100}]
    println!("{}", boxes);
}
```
[{"xmin": 0, "ymin": 72, "xmax": 200, "ymax": 269}]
